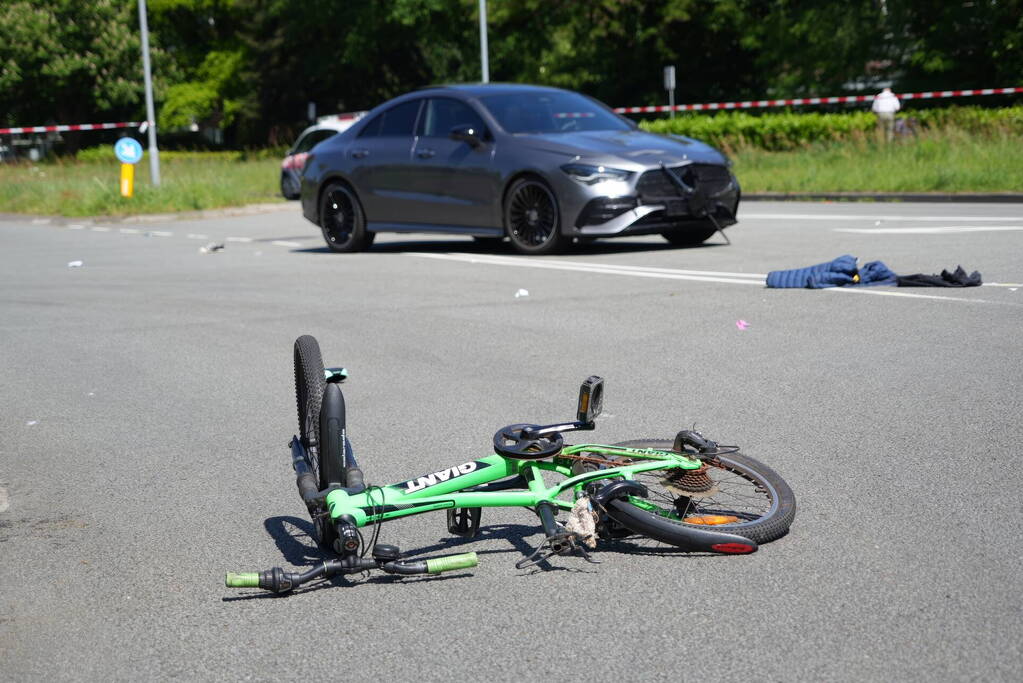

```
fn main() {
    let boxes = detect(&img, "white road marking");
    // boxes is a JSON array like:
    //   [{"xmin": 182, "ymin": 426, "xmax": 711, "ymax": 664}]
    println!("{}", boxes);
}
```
[
  {"xmin": 411, "ymin": 252, "xmax": 765, "ymax": 285},
  {"xmin": 823, "ymin": 287, "xmax": 1007, "ymax": 305},
  {"xmin": 186, "ymin": 233, "xmax": 210, "ymax": 240},
  {"xmin": 743, "ymin": 213, "xmax": 1023, "ymax": 222},
  {"xmin": 410, "ymin": 253, "xmax": 1019, "ymax": 306},
  {"xmin": 225, "ymin": 236, "xmax": 252, "ymax": 243},
  {"xmin": 91, "ymin": 226, "xmax": 111, "ymax": 232},
  {"xmin": 835, "ymin": 226, "xmax": 1023, "ymax": 234},
  {"xmin": 119, "ymin": 228, "xmax": 140, "ymax": 234},
  {"xmin": 68, "ymin": 224, "xmax": 85, "ymax": 230},
  {"xmin": 148, "ymin": 230, "xmax": 173, "ymax": 237},
  {"xmin": 0, "ymin": 485, "xmax": 8, "ymax": 513},
  {"xmin": 271, "ymin": 240, "xmax": 302, "ymax": 247}
]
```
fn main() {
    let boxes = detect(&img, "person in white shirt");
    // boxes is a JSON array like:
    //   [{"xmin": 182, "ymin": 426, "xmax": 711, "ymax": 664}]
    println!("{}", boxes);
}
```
[{"xmin": 872, "ymin": 87, "xmax": 901, "ymax": 143}]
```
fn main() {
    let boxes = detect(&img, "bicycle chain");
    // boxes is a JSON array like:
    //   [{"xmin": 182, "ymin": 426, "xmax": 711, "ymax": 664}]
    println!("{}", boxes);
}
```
[{"xmin": 556, "ymin": 450, "xmax": 716, "ymax": 468}]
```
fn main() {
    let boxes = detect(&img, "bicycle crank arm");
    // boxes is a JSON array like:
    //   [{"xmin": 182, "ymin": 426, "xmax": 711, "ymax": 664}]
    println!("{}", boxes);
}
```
[
  {"xmin": 603, "ymin": 499, "xmax": 758, "ymax": 554},
  {"xmin": 225, "ymin": 552, "xmax": 479, "ymax": 594}
]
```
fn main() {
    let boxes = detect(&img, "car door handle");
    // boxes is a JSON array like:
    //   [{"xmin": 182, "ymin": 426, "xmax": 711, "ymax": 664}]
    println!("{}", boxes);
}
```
[
  {"xmin": 416, "ymin": 149, "xmax": 436, "ymax": 159},
  {"xmin": 352, "ymin": 149, "xmax": 370, "ymax": 159}
]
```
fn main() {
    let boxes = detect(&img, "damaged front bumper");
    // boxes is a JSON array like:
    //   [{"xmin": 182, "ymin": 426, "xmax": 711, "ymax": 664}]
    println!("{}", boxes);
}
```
[{"xmin": 573, "ymin": 163, "xmax": 740, "ymax": 237}]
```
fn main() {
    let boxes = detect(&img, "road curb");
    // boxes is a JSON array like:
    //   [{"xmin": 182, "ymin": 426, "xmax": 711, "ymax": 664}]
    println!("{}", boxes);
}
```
[{"xmin": 744, "ymin": 192, "xmax": 1023, "ymax": 203}]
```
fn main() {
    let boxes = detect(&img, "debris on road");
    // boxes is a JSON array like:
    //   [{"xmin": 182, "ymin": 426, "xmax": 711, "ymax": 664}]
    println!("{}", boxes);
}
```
[
  {"xmin": 26, "ymin": 420, "xmax": 38, "ymax": 426},
  {"xmin": 199, "ymin": 242, "xmax": 225, "ymax": 254},
  {"xmin": 67, "ymin": 260, "xmax": 83, "ymax": 268},
  {"xmin": 736, "ymin": 319, "xmax": 750, "ymax": 330},
  {"xmin": 514, "ymin": 288, "xmax": 529, "ymax": 298}
]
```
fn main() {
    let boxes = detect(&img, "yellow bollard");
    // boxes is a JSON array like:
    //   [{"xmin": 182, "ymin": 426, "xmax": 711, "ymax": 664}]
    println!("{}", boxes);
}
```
[{"xmin": 120, "ymin": 162, "xmax": 134, "ymax": 198}]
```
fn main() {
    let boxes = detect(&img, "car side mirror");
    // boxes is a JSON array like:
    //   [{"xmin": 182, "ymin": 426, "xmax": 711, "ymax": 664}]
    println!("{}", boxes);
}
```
[
  {"xmin": 450, "ymin": 125, "xmax": 485, "ymax": 148},
  {"xmin": 577, "ymin": 376, "xmax": 604, "ymax": 424}
]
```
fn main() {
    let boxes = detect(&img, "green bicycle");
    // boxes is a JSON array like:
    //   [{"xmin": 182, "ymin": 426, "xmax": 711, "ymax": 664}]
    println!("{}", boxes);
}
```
[{"xmin": 225, "ymin": 335, "xmax": 796, "ymax": 594}]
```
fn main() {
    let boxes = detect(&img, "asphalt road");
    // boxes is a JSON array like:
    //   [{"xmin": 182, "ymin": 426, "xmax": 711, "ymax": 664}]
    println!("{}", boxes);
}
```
[{"xmin": 2, "ymin": 202, "xmax": 1022, "ymax": 681}]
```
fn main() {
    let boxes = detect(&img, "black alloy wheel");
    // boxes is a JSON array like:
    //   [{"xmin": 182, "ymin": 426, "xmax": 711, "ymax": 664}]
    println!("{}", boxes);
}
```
[
  {"xmin": 319, "ymin": 183, "xmax": 375, "ymax": 253},
  {"xmin": 504, "ymin": 178, "xmax": 567, "ymax": 255}
]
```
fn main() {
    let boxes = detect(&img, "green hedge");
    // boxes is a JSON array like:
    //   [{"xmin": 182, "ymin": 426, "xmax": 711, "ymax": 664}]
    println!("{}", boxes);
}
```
[
  {"xmin": 72, "ymin": 146, "xmax": 288, "ymax": 164},
  {"xmin": 640, "ymin": 105, "xmax": 1023, "ymax": 152}
]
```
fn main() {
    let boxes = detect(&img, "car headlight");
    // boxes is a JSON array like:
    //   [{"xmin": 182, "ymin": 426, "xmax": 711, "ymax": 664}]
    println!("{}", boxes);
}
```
[{"xmin": 560, "ymin": 163, "xmax": 633, "ymax": 185}]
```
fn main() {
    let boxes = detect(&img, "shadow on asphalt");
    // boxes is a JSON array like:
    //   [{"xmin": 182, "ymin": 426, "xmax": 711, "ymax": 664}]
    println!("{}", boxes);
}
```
[
  {"xmin": 292, "ymin": 238, "xmax": 726, "ymax": 256},
  {"xmin": 219, "ymin": 517, "xmax": 737, "ymax": 601},
  {"xmin": 220, "ymin": 517, "xmax": 596, "ymax": 601}
]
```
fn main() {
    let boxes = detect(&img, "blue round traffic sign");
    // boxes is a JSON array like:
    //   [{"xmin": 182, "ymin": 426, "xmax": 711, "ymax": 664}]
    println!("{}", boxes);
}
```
[{"xmin": 114, "ymin": 137, "xmax": 144, "ymax": 164}]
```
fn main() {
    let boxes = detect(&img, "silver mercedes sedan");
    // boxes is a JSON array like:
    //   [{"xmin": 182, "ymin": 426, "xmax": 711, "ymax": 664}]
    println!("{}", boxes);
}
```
[{"xmin": 299, "ymin": 83, "xmax": 740, "ymax": 255}]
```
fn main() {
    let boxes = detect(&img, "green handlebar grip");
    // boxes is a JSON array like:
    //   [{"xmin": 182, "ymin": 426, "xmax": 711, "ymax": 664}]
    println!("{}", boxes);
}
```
[
  {"xmin": 225, "ymin": 572, "xmax": 260, "ymax": 588},
  {"xmin": 425, "ymin": 552, "xmax": 479, "ymax": 574}
]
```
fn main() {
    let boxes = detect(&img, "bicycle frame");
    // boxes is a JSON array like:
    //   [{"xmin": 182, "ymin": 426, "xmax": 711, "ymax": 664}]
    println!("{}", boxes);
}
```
[{"xmin": 322, "ymin": 444, "xmax": 703, "ymax": 528}]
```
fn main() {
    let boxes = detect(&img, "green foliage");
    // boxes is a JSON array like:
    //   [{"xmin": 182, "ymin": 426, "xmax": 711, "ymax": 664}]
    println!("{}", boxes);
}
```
[
  {"xmin": 641, "ymin": 106, "xmax": 1023, "ymax": 151},
  {"xmin": 73, "ymin": 145, "xmax": 287, "ymax": 164},
  {"xmin": 3, "ymin": 0, "xmax": 1021, "ymax": 148},
  {"xmin": 0, "ymin": 0, "xmax": 144, "ymax": 126},
  {"xmin": 158, "ymin": 49, "xmax": 245, "ymax": 129}
]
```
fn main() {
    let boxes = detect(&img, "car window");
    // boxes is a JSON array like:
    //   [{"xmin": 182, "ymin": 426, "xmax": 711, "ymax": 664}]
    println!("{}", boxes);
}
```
[
  {"xmin": 291, "ymin": 132, "xmax": 313, "ymax": 153},
  {"xmin": 309, "ymin": 130, "xmax": 336, "ymax": 147},
  {"xmin": 480, "ymin": 91, "xmax": 632, "ymax": 134},
  {"xmin": 358, "ymin": 100, "xmax": 422, "ymax": 138},
  {"xmin": 418, "ymin": 98, "xmax": 487, "ymax": 138},
  {"xmin": 293, "ymin": 129, "xmax": 335, "ymax": 153}
]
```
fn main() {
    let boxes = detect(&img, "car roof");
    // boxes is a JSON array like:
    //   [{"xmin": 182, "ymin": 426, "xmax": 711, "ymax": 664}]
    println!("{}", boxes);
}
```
[{"xmin": 414, "ymin": 83, "xmax": 570, "ymax": 98}]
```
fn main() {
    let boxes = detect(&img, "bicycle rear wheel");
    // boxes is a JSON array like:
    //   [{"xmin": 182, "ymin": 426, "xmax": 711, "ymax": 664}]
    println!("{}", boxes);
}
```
[{"xmin": 603, "ymin": 440, "xmax": 796, "ymax": 547}]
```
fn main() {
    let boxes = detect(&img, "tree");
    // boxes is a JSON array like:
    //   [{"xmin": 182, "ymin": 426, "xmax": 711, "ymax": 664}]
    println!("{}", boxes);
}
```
[{"xmin": 885, "ymin": 0, "xmax": 1023, "ymax": 91}]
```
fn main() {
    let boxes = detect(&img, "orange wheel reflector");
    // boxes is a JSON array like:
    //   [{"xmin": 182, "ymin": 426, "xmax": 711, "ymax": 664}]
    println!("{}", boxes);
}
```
[{"xmin": 684, "ymin": 514, "xmax": 740, "ymax": 526}]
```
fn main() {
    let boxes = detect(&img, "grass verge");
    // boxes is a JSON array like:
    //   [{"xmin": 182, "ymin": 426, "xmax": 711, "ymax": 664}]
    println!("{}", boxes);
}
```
[
  {"xmin": 729, "ymin": 129, "xmax": 1023, "ymax": 193},
  {"xmin": 0, "ymin": 152, "xmax": 284, "ymax": 217}
]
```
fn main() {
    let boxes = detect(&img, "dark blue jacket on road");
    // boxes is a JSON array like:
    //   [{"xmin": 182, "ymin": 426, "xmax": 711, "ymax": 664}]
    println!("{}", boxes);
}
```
[{"xmin": 766, "ymin": 255, "xmax": 898, "ymax": 289}]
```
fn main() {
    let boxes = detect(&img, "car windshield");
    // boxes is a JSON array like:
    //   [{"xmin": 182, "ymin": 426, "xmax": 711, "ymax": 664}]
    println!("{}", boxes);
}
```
[{"xmin": 480, "ymin": 92, "xmax": 632, "ymax": 134}]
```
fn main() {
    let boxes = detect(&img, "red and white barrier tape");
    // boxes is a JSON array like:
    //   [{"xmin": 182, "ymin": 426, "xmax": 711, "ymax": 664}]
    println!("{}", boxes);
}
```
[
  {"xmin": 4, "ymin": 86, "xmax": 1020, "ymax": 134},
  {"xmin": 614, "ymin": 86, "xmax": 1023, "ymax": 114},
  {"xmin": 0, "ymin": 121, "xmax": 141, "ymax": 135}
]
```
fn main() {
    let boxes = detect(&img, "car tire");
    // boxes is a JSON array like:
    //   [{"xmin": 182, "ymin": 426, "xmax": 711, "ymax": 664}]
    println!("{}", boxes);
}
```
[
  {"xmin": 504, "ymin": 178, "xmax": 568, "ymax": 256},
  {"xmin": 319, "ymin": 182, "xmax": 375, "ymax": 253},
  {"xmin": 661, "ymin": 225, "xmax": 719, "ymax": 247},
  {"xmin": 280, "ymin": 172, "xmax": 300, "ymax": 200}
]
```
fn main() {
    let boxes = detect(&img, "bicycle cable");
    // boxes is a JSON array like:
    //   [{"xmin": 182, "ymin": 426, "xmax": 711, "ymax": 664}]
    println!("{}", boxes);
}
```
[{"xmin": 361, "ymin": 484, "xmax": 385, "ymax": 558}]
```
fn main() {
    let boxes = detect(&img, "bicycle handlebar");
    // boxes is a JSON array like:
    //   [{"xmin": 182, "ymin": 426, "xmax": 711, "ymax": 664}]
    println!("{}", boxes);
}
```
[{"xmin": 225, "ymin": 551, "xmax": 479, "ymax": 593}]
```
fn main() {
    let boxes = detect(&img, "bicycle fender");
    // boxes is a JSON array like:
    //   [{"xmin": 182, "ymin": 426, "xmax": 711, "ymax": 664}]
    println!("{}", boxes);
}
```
[{"xmin": 604, "ymin": 499, "xmax": 758, "ymax": 554}]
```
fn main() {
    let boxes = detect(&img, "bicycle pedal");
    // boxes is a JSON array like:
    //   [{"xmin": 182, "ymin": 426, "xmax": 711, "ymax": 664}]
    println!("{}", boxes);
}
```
[
  {"xmin": 446, "ymin": 507, "xmax": 481, "ymax": 537},
  {"xmin": 515, "ymin": 534, "xmax": 601, "ymax": 570}
]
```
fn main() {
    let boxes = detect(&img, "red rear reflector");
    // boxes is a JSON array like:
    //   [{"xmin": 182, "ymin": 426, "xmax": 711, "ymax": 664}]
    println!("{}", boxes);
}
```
[{"xmin": 711, "ymin": 542, "xmax": 755, "ymax": 554}]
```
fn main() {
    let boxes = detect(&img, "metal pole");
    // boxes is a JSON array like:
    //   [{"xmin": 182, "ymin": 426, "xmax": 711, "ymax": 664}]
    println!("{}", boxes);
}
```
[
  {"xmin": 479, "ymin": 0, "xmax": 489, "ymax": 83},
  {"xmin": 138, "ymin": 0, "xmax": 160, "ymax": 186}
]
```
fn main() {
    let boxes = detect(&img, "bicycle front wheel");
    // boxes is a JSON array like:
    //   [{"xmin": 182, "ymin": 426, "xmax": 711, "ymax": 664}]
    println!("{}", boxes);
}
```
[{"xmin": 603, "ymin": 440, "xmax": 796, "ymax": 547}]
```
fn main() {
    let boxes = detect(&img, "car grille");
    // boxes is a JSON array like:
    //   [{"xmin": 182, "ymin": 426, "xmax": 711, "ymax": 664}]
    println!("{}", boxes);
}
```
[{"xmin": 636, "ymin": 164, "xmax": 732, "ymax": 199}]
